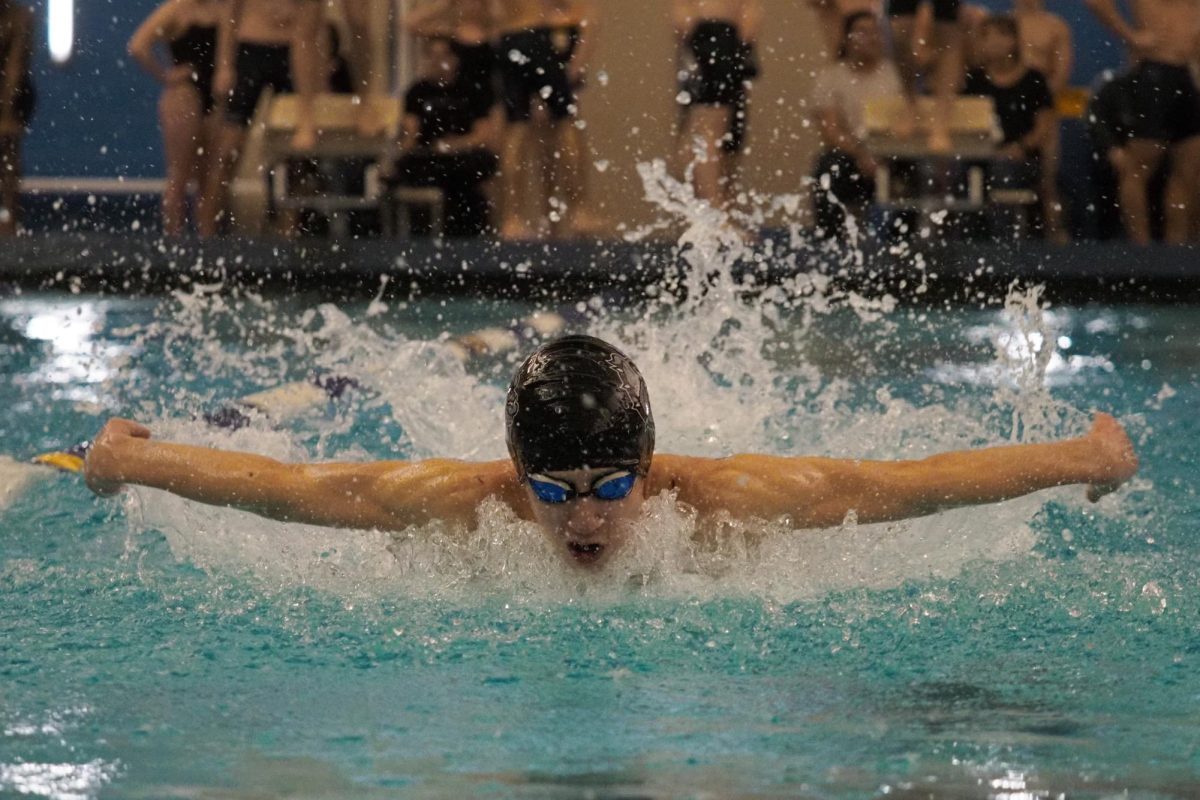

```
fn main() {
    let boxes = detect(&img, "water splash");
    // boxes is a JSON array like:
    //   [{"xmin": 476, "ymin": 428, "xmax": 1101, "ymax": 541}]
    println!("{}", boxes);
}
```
[{"xmin": 115, "ymin": 162, "xmax": 1126, "ymax": 606}]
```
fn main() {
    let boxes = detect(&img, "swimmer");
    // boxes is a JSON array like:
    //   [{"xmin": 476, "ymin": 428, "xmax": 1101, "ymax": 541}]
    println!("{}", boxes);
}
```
[{"xmin": 83, "ymin": 336, "xmax": 1139, "ymax": 569}]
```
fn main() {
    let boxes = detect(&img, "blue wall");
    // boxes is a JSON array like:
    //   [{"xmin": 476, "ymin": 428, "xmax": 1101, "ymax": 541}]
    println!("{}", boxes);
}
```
[{"xmin": 25, "ymin": 0, "xmax": 163, "ymax": 177}]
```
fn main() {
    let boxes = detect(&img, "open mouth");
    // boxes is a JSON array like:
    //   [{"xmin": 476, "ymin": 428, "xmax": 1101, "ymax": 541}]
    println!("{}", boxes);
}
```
[{"xmin": 567, "ymin": 542, "xmax": 605, "ymax": 563}]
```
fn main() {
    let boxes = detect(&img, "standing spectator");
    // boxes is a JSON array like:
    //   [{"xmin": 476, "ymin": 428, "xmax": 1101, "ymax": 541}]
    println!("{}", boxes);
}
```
[
  {"xmin": 1085, "ymin": 70, "xmax": 1152, "ymax": 240},
  {"xmin": 129, "ymin": 0, "xmax": 226, "ymax": 237},
  {"xmin": 809, "ymin": 12, "xmax": 901, "ymax": 237},
  {"xmin": 1014, "ymin": 0, "xmax": 1073, "ymax": 243},
  {"xmin": 210, "ymin": 0, "xmax": 302, "ymax": 235},
  {"xmin": 388, "ymin": 36, "xmax": 502, "ymax": 236},
  {"xmin": 887, "ymin": 0, "xmax": 963, "ymax": 152},
  {"xmin": 1086, "ymin": 0, "xmax": 1200, "ymax": 243},
  {"xmin": 291, "ymin": 0, "xmax": 385, "ymax": 152},
  {"xmin": 962, "ymin": 15, "xmax": 1061, "ymax": 239},
  {"xmin": 673, "ymin": 0, "xmax": 763, "ymax": 213},
  {"xmin": 544, "ymin": 0, "xmax": 606, "ymax": 236},
  {"xmin": 494, "ymin": 0, "xmax": 584, "ymax": 239},
  {"xmin": 407, "ymin": 0, "xmax": 496, "ymax": 113},
  {"xmin": 1013, "ymin": 0, "xmax": 1072, "ymax": 96},
  {"xmin": 0, "ymin": 0, "xmax": 32, "ymax": 236}
]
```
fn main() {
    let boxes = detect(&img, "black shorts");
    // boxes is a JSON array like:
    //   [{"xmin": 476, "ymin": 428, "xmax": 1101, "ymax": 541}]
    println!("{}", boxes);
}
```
[
  {"xmin": 391, "ymin": 149, "xmax": 499, "ymax": 190},
  {"xmin": 677, "ymin": 20, "xmax": 756, "ymax": 152},
  {"xmin": 225, "ymin": 43, "xmax": 293, "ymax": 127},
  {"xmin": 497, "ymin": 29, "xmax": 575, "ymax": 123},
  {"xmin": 1124, "ymin": 61, "xmax": 1200, "ymax": 143},
  {"xmin": 11, "ymin": 77, "xmax": 34, "ymax": 128},
  {"xmin": 888, "ymin": 0, "xmax": 960, "ymax": 22}
]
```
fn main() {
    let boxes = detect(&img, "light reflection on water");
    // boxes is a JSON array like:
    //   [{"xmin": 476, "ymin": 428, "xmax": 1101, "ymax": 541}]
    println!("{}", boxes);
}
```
[{"xmin": 0, "ymin": 298, "xmax": 135, "ymax": 405}]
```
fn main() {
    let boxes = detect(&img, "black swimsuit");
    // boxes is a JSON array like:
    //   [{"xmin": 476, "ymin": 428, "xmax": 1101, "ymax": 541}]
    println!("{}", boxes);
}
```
[
  {"xmin": 497, "ymin": 27, "xmax": 575, "ymax": 123},
  {"xmin": 451, "ymin": 39, "xmax": 496, "ymax": 117},
  {"xmin": 0, "ymin": 21, "xmax": 34, "ymax": 126},
  {"xmin": 678, "ymin": 20, "xmax": 758, "ymax": 152},
  {"xmin": 168, "ymin": 24, "xmax": 218, "ymax": 114}
]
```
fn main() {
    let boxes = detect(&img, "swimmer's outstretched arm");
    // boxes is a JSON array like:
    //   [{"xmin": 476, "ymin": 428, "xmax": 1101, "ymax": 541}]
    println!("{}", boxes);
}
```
[
  {"xmin": 667, "ymin": 414, "xmax": 1138, "ymax": 529},
  {"xmin": 83, "ymin": 418, "xmax": 518, "ymax": 532}
]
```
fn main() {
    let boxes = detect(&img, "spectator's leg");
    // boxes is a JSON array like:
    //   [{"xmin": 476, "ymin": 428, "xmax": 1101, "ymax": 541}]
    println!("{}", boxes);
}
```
[
  {"xmin": 159, "ymin": 82, "xmax": 205, "ymax": 236},
  {"xmin": 1040, "ymin": 127, "xmax": 1067, "ymax": 244},
  {"xmin": 888, "ymin": 14, "xmax": 920, "ymax": 140},
  {"xmin": 1163, "ymin": 136, "xmax": 1200, "ymax": 243},
  {"xmin": 811, "ymin": 149, "xmax": 867, "ymax": 238},
  {"xmin": 290, "ymin": 0, "xmax": 327, "ymax": 152},
  {"xmin": 1116, "ymin": 139, "xmax": 1167, "ymax": 245},
  {"xmin": 550, "ymin": 120, "xmax": 587, "ymax": 237},
  {"xmin": 0, "ymin": 136, "xmax": 19, "ymax": 235},
  {"xmin": 343, "ymin": 0, "xmax": 386, "ymax": 138},
  {"xmin": 681, "ymin": 105, "xmax": 730, "ymax": 208},
  {"xmin": 202, "ymin": 123, "xmax": 247, "ymax": 236},
  {"xmin": 719, "ymin": 88, "xmax": 751, "ymax": 210},
  {"xmin": 927, "ymin": 19, "xmax": 963, "ymax": 153},
  {"xmin": 195, "ymin": 111, "xmax": 225, "ymax": 237},
  {"xmin": 500, "ymin": 120, "xmax": 538, "ymax": 239}
]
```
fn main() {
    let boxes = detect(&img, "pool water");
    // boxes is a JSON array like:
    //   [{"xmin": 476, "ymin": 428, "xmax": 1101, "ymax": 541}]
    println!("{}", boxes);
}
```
[{"xmin": 1, "ymin": 247, "xmax": 1198, "ymax": 798}]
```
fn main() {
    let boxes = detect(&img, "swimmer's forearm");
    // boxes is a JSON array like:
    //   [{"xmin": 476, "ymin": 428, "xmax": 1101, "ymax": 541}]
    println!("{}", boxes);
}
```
[
  {"xmin": 105, "ymin": 438, "xmax": 298, "ymax": 508},
  {"xmin": 883, "ymin": 437, "xmax": 1107, "ymax": 516},
  {"xmin": 98, "ymin": 435, "xmax": 510, "ymax": 531},
  {"xmin": 713, "ymin": 437, "xmax": 1113, "ymax": 527}
]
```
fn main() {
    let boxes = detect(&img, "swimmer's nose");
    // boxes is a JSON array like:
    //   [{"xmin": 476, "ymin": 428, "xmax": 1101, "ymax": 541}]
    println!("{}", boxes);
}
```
[{"xmin": 565, "ymin": 501, "xmax": 606, "ymax": 536}]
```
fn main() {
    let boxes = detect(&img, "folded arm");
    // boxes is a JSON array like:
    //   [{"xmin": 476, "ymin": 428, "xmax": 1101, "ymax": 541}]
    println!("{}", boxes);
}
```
[
  {"xmin": 84, "ymin": 419, "xmax": 514, "ymax": 532},
  {"xmin": 671, "ymin": 414, "xmax": 1138, "ymax": 529}
]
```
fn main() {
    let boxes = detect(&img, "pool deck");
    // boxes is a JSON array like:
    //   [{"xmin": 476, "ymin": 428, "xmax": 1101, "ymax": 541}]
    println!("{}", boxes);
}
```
[{"xmin": 0, "ymin": 232, "xmax": 1196, "ymax": 303}]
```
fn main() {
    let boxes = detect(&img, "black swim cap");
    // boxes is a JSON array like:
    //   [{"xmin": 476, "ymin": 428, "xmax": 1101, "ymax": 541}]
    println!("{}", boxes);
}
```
[{"xmin": 505, "ymin": 335, "xmax": 654, "ymax": 478}]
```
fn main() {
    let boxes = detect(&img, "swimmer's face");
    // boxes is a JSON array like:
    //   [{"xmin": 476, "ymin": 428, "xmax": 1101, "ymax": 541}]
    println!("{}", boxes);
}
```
[{"xmin": 523, "ymin": 466, "xmax": 647, "ymax": 568}]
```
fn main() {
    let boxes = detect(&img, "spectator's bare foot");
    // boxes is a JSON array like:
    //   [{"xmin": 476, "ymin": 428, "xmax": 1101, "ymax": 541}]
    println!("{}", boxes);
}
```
[
  {"xmin": 290, "ymin": 123, "xmax": 318, "ymax": 152},
  {"xmin": 892, "ymin": 107, "xmax": 917, "ymax": 139},
  {"xmin": 499, "ymin": 218, "xmax": 538, "ymax": 241},
  {"xmin": 562, "ymin": 210, "xmax": 610, "ymax": 239},
  {"xmin": 927, "ymin": 124, "xmax": 952, "ymax": 154},
  {"xmin": 356, "ymin": 99, "xmax": 387, "ymax": 139}
]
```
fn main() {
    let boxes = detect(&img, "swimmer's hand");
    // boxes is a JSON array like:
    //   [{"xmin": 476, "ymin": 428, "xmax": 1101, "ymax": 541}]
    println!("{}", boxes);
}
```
[
  {"xmin": 84, "ymin": 418, "xmax": 151, "ymax": 497},
  {"xmin": 1083, "ymin": 412, "xmax": 1138, "ymax": 502}
]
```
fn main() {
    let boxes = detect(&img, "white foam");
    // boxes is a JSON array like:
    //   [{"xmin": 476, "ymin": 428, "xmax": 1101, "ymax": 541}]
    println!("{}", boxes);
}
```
[{"xmin": 0, "ymin": 456, "xmax": 45, "ymax": 512}]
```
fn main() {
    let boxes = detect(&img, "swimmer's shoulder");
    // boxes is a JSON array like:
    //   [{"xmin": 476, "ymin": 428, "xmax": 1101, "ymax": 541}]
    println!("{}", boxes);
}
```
[{"xmin": 648, "ymin": 452, "xmax": 774, "ymax": 496}]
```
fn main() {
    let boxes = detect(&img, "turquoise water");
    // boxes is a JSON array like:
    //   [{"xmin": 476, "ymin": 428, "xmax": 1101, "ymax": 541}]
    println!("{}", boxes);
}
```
[{"xmin": 1, "ymin": 276, "xmax": 1197, "ymax": 798}]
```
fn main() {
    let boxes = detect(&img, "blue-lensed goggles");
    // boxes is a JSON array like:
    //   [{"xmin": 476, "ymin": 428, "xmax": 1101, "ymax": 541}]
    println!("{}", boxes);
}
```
[{"xmin": 527, "ymin": 470, "xmax": 638, "ymax": 504}]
